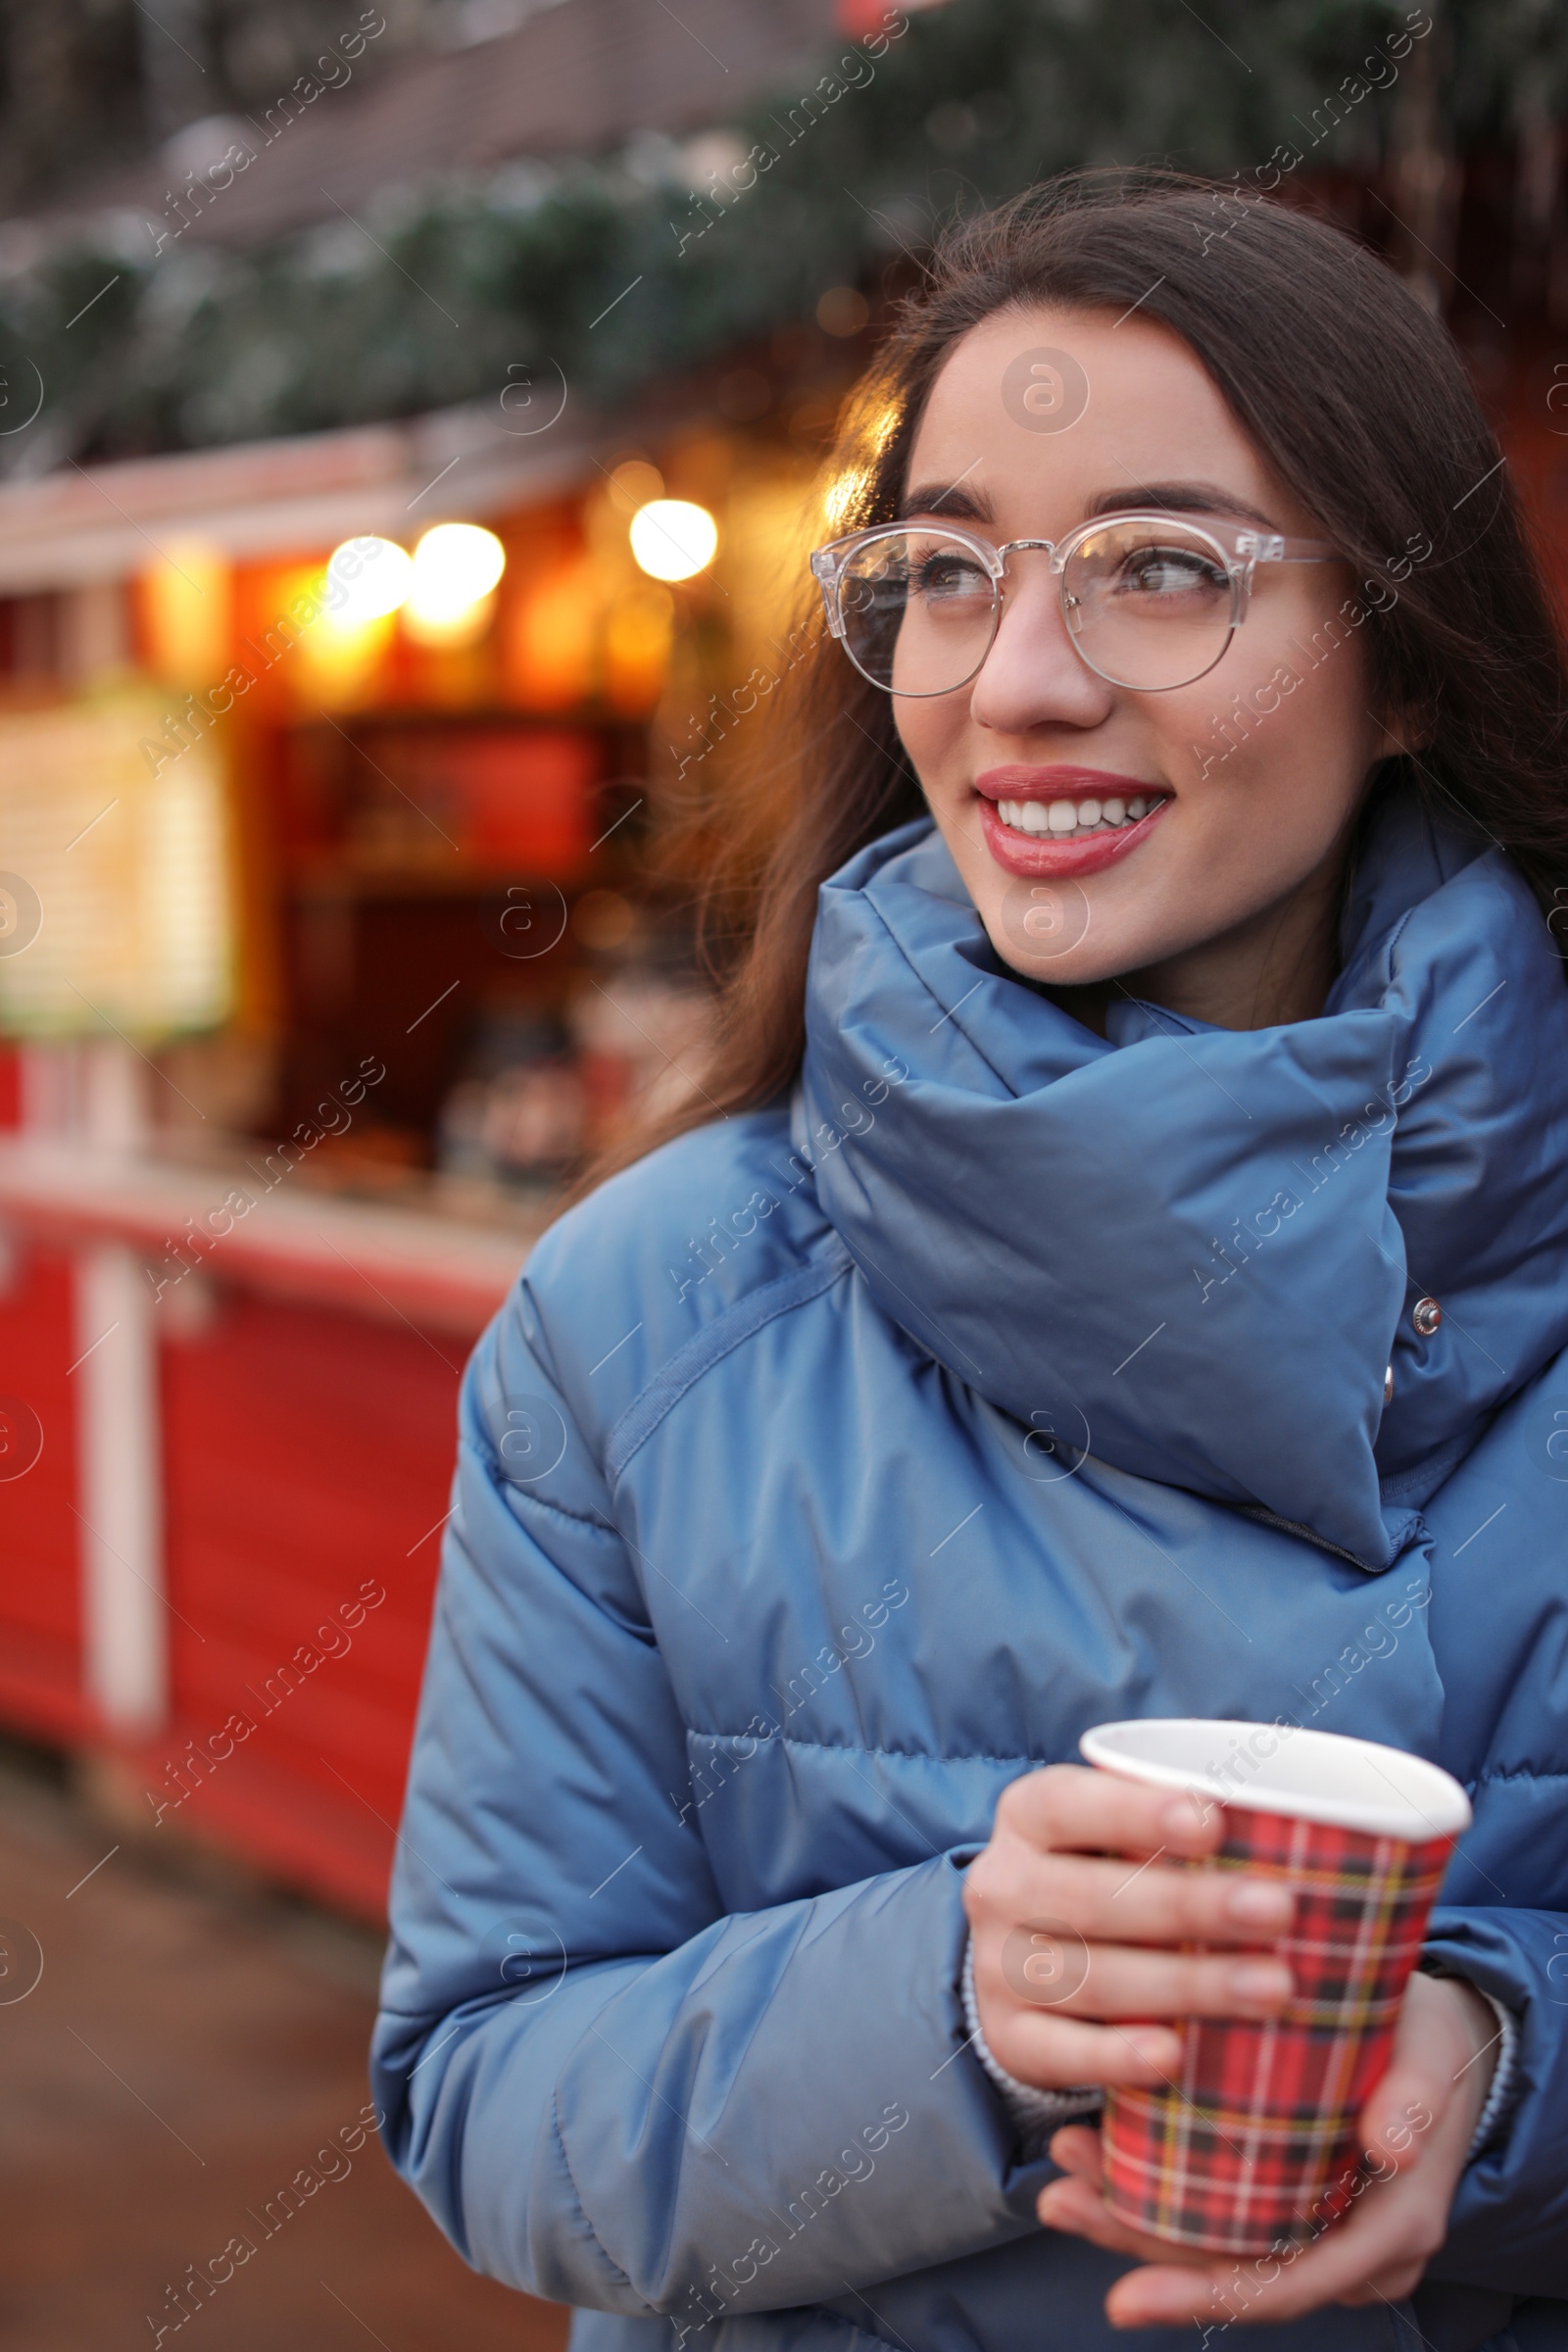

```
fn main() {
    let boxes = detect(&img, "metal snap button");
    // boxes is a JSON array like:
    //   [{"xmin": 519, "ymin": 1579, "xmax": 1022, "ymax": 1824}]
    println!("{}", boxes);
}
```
[
  {"xmin": 1412, "ymin": 1297, "xmax": 1443, "ymax": 1337},
  {"xmin": 1384, "ymin": 1363, "xmax": 1394, "ymax": 1403}
]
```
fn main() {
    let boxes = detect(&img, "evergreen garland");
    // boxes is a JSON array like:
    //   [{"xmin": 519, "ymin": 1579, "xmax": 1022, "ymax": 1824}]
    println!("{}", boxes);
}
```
[{"xmin": 0, "ymin": 0, "xmax": 1561, "ymax": 472}]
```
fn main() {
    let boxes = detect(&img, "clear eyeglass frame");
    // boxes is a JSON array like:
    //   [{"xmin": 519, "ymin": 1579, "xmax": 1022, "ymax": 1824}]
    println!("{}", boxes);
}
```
[{"xmin": 808, "ymin": 511, "xmax": 1343, "ymax": 698}]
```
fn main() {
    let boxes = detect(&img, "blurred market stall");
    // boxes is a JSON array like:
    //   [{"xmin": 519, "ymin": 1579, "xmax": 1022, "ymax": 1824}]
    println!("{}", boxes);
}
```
[{"xmin": 0, "ymin": 0, "xmax": 856, "ymax": 1916}]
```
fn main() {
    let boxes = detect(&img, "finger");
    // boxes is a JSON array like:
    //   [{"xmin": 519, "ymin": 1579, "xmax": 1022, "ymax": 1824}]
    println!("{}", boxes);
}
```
[
  {"xmin": 1355, "ymin": 1980, "xmax": 1480, "ymax": 2178},
  {"xmin": 1048, "ymin": 1942, "xmax": 1293, "ymax": 2022},
  {"xmin": 1036, "ymin": 2176, "xmax": 1219, "ymax": 2271},
  {"xmin": 982, "ymin": 1942, "xmax": 1293, "ymax": 2046},
  {"xmin": 975, "ymin": 1846, "xmax": 1296, "ymax": 1949},
  {"xmin": 982, "ymin": 2007, "xmax": 1187, "ymax": 2087},
  {"xmin": 996, "ymin": 1763, "xmax": 1221, "ymax": 1863},
  {"xmin": 1356, "ymin": 1971, "xmax": 1495, "ymax": 2176},
  {"xmin": 1108, "ymin": 2258, "xmax": 1278, "ymax": 2329},
  {"xmin": 1046, "ymin": 2125, "xmax": 1103, "ymax": 2186},
  {"xmin": 1103, "ymin": 2166, "xmax": 1433, "ymax": 2329},
  {"xmin": 1357, "ymin": 2053, "xmax": 1443, "ymax": 2179}
]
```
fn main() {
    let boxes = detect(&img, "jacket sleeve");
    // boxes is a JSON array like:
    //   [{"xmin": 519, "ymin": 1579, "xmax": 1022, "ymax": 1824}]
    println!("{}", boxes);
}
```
[
  {"xmin": 370, "ymin": 1290, "xmax": 1043, "ymax": 2319},
  {"xmin": 1423, "ymin": 1905, "xmax": 1568, "ymax": 2295}
]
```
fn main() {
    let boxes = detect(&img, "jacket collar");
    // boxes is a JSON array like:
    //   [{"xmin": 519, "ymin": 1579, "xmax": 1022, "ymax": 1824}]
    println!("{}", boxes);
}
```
[{"xmin": 800, "ymin": 786, "xmax": 1568, "ymax": 1568}]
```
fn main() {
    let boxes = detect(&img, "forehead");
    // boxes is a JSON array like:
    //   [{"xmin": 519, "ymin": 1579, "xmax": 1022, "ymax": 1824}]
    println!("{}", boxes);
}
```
[{"xmin": 906, "ymin": 304, "xmax": 1280, "ymax": 514}]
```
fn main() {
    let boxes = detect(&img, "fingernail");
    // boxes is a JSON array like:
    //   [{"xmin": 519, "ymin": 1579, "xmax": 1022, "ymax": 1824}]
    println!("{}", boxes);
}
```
[
  {"xmin": 1226, "ymin": 1880, "xmax": 1292, "ymax": 1925},
  {"xmin": 1161, "ymin": 1796, "xmax": 1208, "ymax": 1839},
  {"xmin": 1127, "ymin": 2027, "xmax": 1181, "ymax": 2067},
  {"xmin": 1231, "ymin": 1961, "xmax": 1292, "ymax": 2003}
]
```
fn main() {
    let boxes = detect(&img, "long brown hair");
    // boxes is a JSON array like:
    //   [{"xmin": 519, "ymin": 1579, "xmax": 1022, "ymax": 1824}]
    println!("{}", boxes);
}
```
[{"xmin": 588, "ymin": 166, "xmax": 1568, "ymax": 1190}]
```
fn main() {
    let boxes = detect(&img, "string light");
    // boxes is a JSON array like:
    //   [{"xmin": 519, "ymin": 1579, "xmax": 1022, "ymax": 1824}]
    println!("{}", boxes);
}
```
[
  {"xmin": 320, "ymin": 536, "xmax": 413, "ymax": 626},
  {"xmin": 406, "ymin": 523, "xmax": 508, "ymax": 643},
  {"xmin": 629, "ymin": 499, "xmax": 718, "ymax": 582}
]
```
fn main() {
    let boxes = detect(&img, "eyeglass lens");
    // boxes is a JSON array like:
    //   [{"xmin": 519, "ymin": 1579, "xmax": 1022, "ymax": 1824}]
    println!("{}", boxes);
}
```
[{"xmin": 834, "ymin": 520, "xmax": 1237, "ymax": 695}]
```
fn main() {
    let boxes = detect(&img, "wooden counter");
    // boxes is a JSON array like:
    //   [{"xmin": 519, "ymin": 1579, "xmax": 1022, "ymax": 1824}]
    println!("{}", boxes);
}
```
[{"xmin": 0, "ymin": 1142, "xmax": 543, "ymax": 1919}]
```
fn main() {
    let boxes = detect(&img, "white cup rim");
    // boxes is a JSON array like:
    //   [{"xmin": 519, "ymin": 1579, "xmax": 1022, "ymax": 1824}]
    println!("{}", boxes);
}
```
[{"xmin": 1080, "ymin": 1717, "xmax": 1472, "ymax": 1842}]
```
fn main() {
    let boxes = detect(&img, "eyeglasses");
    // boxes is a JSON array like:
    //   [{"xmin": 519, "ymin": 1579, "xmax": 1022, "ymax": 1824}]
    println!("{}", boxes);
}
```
[{"xmin": 808, "ymin": 512, "xmax": 1341, "ymax": 697}]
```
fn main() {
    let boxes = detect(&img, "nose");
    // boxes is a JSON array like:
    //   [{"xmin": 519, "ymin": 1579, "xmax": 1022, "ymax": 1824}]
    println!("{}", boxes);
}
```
[{"xmin": 965, "ymin": 552, "xmax": 1115, "ymax": 737}]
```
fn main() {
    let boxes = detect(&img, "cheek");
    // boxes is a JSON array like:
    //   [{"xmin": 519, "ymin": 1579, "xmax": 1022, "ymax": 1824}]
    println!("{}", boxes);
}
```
[
  {"xmin": 893, "ymin": 692, "xmax": 968, "ymax": 797},
  {"xmin": 1161, "ymin": 616, "xmax": 1374, "ymax": 817},
  {"xmin": 1235, "ymin": 641, "xmax": 1374, "ymax": 813}
]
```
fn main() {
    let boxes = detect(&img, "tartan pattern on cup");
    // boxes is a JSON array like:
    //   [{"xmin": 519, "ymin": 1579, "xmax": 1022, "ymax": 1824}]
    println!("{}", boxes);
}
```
[{"xmin": 1099, "ymin": 1808, "xmax": 1455, "ymax": 2257}]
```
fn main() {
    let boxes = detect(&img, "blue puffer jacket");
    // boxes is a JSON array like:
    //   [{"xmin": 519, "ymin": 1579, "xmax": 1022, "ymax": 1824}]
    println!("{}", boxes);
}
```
[{"xmin": 374, "ymin": 788, "xmax": 1568, "ymax": 2352}]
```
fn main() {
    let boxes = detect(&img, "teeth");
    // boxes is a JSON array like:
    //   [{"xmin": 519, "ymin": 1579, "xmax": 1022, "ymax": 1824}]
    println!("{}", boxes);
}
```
[{"xmin": 994, "ymin": 792, "xmax": 1163, "ymax": 841}]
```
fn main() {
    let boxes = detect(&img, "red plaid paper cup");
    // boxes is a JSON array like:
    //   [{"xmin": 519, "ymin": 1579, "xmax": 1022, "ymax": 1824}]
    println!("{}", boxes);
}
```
[{"xmin": 1079, "ymin": 1719, "xmax": 1471, "ymax": 2259}]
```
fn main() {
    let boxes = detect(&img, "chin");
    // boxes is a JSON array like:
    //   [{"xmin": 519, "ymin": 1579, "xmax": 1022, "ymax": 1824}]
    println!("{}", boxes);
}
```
[
  {"xmin": 969, "ymin": 865, "xmax": 1148, "ymax": 977},
  {"xmin": 984, "ymin": 929, "xmax": 1118, "ymax": 989}
]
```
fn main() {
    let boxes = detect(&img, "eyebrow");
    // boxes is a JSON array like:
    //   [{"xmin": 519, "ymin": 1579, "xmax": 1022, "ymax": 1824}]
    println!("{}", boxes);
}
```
[{"xmin": 899, "ymin": 479, "xmax": 1283, "ymax": 532}]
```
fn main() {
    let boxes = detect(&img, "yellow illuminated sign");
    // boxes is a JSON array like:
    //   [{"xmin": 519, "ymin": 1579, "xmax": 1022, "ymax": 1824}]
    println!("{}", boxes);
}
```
[{"xmin": 0, "ymin": 691, "xmax": 232, "ymax": 1043}]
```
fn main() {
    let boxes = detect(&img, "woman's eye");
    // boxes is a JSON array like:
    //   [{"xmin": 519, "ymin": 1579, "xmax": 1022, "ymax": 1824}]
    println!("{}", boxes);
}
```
[
  {"xmin": 1117, "ymin": 545, "xmax": 1228, "ymax": 596},
  {"xmin": 915, "ymin": 555, "xmax": 989, "ymax": 598}
]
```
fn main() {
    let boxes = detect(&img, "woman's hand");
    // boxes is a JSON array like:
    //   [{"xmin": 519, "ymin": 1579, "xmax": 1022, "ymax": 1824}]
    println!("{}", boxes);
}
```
[
  {"xmin": 963, "ymin": 1763, "xmax": 1298, "ymax": 2093},
  {"xmin": 1036, "ymin": 1970, "xmax": 1500, "ymax": 2328}
]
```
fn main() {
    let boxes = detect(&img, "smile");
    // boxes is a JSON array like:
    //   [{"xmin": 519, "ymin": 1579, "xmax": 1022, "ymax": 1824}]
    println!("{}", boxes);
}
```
[
  {"xmin": 993, "ymin": 791, "xmax": 1165, "ymax": 841},
  {"xmin": 972, "ymin": 767, "xmax": 1173, "ymax": 879}
]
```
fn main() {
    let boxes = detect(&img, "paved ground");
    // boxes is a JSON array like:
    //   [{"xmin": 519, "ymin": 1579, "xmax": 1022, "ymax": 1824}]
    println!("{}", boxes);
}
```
[{"xmin": 0, "ymin": 1740, "xmax": 570, "ymax": 2351}]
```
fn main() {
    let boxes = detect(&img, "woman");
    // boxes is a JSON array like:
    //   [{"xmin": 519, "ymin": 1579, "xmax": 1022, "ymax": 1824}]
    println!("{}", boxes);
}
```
[{"xmin": 373, "ymin": 172, "xmax": 1568, "ymax": 2350}]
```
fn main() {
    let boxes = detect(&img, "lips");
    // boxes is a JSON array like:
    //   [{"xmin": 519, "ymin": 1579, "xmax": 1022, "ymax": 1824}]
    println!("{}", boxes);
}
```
[{"xmin": 974, "ymin": 766, "xmax": 1172, "ymax": 878}]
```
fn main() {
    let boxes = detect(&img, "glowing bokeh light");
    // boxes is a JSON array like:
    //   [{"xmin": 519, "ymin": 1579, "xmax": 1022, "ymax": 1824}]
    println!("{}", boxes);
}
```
[
  {"xmin": 321, "ymin": 536, "xmax": 413, "ymax": 626},
  {"xmin": 629, "ymin": 499, "xmax": 718, "ymax": 582},
  {"xmin": 407, "ymin": 523, "xmax": 508, "ymax": 630}
]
